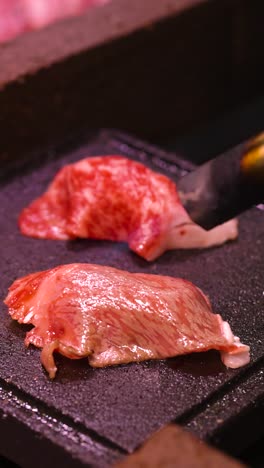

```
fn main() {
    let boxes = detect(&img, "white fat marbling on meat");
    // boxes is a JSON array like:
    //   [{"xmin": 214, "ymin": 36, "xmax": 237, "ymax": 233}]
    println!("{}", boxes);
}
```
[
  {"xmin": 167, "ymin": 218, "xmax": 238, "ymax": 251},
  {"xmin": 220, "ymin": 321, "xmax": 250, "ymax": 369}
]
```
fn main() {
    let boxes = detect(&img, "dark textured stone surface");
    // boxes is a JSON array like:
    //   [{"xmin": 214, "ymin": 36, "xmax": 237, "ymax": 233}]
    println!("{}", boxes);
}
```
[
  {"xmin": 0, "ymin": 131, "xmax": 263, "ymax": 465},
  {"xmin": 0, "ymin": 382, "xmax": 122, "ymax": 468},
  {"xmin": 186, "ymin": 363, "xmax": 264, "ymax": 456}
]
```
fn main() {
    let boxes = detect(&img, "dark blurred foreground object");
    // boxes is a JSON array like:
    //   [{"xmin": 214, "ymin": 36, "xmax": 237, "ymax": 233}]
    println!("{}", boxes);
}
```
[
  {"xmin": 1, "ymin": 0, "xmax": 264, "ymax": 163},
  {"xmin": 178, "ymin": 131, "xmax": 264, "ymax": 229},
  {"xmin": 115, "ymin": 425, "xmax": 244, "ymax": 468}
]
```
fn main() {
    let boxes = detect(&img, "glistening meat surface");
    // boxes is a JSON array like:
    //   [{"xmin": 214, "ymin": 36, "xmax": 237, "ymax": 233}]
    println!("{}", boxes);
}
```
[
  {"xmin": 19, "ymin": 156, "xmax": 238, "ymax": 261},
  {"xmin": 4, "ymin": 264, "xmax": 250, "ymax": 378}
]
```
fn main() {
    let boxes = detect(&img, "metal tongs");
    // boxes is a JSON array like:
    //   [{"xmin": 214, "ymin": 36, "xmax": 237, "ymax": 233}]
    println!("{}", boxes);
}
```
[{"xmin": 177, "ymin": 132, "xmax": 264, "ymax": 229}]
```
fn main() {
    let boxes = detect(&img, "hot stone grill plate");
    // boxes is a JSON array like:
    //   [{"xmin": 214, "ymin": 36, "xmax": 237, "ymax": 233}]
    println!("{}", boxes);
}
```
[{"xmin": 0, "ymin": 130, "xmax": 263, "ymax": 467}]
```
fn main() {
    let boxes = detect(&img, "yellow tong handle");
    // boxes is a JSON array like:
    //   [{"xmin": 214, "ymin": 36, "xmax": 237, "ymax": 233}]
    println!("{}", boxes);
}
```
[{"xmin": 242, "ymin": 132, "xmax": 264, "ymax": 181}]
